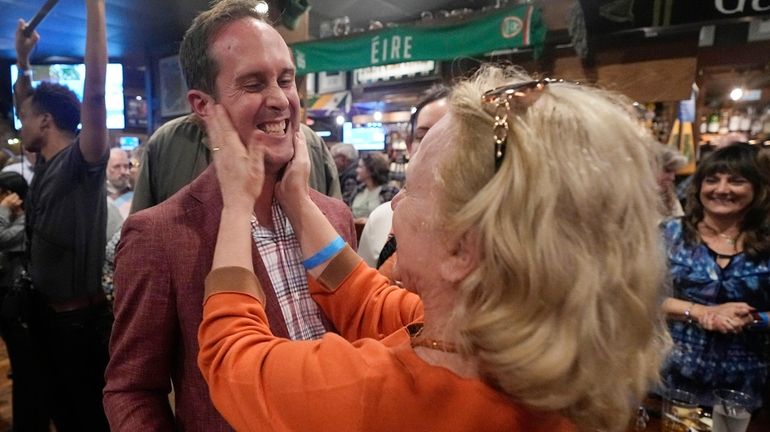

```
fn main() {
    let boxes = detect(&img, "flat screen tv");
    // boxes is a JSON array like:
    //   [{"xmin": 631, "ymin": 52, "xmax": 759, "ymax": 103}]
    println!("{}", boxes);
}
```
[
  {"xmin": 119, "ymin": 136, "xmax": 140, "ymax": 150},
  {"xmin": 10, "ymin": 63, "xmax": 125, "ymax": 130},
  {"xmin": 342, "ymin": 122, "xmax": 386, "ymax": 151}
]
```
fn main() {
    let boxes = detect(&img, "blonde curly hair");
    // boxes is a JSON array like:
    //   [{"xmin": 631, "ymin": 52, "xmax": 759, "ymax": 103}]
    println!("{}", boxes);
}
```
[{"xmin": 440, "ymin": 65, "xmax": 669, "ymax": 432}]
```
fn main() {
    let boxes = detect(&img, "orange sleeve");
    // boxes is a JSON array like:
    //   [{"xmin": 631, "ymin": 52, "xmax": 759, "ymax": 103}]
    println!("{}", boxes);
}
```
[
  {"xmin": 198, "ymin": 290, "xmax": 402, "ymax": 431},
  {"xmin": 308, "ymin": 247, "xmax": 423, "ymax": 341}
]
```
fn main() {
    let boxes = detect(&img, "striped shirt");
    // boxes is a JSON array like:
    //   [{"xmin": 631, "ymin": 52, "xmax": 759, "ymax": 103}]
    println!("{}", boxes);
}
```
[{"xmin": 250, "ymin": 203, "xmax": 326, "ymax": 340}]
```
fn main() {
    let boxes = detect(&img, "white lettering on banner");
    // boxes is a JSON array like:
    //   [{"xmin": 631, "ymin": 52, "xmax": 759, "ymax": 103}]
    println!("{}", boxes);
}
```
[
  {"xmin": 390, "ymin": 36, "xmax": 401, "ymax": 60},
  {"xmin": 715, "ymin": 0, "xmax": 770, "ymax": 13},
  {"xmin": 371, "ymin": 36, "xmax": 380, "ymax": 64},
  {"xmin": 370, "ymin": 35, "xmax": 414, "ymax": 64},
  {"xmin": 382, "ymin": 38, "xmax": 389, "ymax": 62},
  {"xmin": 404, "ymin": 36, "xmax": 413, "ymax": 59}
]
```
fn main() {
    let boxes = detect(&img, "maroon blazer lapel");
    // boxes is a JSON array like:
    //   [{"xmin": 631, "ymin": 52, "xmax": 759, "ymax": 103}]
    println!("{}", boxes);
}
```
[{"xmin": 187, "ymin": 165, "xmax": 291, "ymax": 338}]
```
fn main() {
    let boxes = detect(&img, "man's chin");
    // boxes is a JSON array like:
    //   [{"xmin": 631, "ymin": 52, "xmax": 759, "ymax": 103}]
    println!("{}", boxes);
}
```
[{"xmin": 264, "ymin": 147, "xmax": 295, "ymax": 174}]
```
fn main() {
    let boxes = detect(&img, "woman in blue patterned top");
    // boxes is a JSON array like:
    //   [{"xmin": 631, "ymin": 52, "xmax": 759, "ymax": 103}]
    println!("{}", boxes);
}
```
[{"xmin": 661, "ymin": 142, "xmax": 770, "ymax": 408}]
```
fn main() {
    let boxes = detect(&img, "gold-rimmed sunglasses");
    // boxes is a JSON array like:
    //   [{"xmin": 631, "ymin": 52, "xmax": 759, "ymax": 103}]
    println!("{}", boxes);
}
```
[{"xmin": 482, "ymin": 78, "xmax": 567, "ymax": 171}]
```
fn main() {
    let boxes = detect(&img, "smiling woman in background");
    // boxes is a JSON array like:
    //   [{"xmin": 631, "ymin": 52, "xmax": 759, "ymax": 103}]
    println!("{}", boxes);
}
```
[
  {"xmin": 661, "ymin": 142, "xmax": 770, "ymax": 408},
  {"xmin": 350, "ymin": 152, "xmax": 398, "ymax": 222},
  {"xmin": 197, "ymin": 66, "xmax": 668, "ymax": 432}
]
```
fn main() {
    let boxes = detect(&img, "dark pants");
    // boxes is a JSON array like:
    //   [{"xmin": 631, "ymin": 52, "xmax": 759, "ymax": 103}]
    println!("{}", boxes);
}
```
[
  {"xmin": 2, "ymin": 294, "xmax": 112, "ymax": 432},
  {"xmin": 1, "ymin": 314, "xmax": 50, "ymax": 431}
]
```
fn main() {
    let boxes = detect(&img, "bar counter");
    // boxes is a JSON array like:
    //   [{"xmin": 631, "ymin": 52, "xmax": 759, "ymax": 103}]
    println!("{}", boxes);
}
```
[{"xmin": 629, "ymin": 397, "xmax": 770, "ymax": 432}]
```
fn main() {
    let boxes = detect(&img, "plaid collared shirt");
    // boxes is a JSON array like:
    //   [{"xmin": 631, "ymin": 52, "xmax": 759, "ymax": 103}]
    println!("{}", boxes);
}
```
[{"xmin": 250, "ymin": 202, "xmax": 326, "ymax": 340}]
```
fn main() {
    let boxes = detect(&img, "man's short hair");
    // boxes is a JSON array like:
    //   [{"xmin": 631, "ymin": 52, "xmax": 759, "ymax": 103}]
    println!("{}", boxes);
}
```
[
  {"xmin": 29, "ymin": 82, "xmax": 81, "ymax": 135},
  {"xmin": 410, "ymin": 84, "xmax": 451, "ymax": 141},
  {"xmin": 179, "ymin": 0, "xmax": 268, "ymax": 96},
  {"xmin": 330, "ymin": 143, "xmax": 358, "ymax": 163}
]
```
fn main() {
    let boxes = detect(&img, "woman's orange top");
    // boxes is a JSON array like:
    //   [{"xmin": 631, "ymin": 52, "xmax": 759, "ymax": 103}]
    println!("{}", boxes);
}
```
[{"xmin": 198, "ymin": 247, "xmax": 575, "ymax": 432}]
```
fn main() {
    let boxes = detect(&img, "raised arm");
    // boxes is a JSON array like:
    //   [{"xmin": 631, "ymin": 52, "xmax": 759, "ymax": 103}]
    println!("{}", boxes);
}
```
[
  {"xmin": 13, "ymin": 20, "xmax": 39, "ymax": 112},
  {"xmin": 78, "ymin": 0, "xmax": 108, "ymax": 164}
]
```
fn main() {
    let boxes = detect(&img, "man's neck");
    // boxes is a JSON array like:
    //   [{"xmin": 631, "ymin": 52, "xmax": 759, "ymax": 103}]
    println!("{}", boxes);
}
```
[
  {"xmin": 253, "ymin": 176, "xmax": 278, "ymax": 231},
  {"xmin": 39, "ymin": 133, "xmax": 74, "ymax": 162},
  {"xmin": 107, "ymin": 182, "xmax": 130, "ymax": 199}
]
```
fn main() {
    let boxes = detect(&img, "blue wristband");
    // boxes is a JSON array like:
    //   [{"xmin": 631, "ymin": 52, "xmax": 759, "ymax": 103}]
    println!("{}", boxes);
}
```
[{"xmin": 303, "ymin": 236, "xmax": 345, "ymax": 270}]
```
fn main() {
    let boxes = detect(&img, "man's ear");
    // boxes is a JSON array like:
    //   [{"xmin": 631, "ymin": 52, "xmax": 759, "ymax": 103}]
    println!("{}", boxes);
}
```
[
  {"xmin": 39, "ymin": 112, "xmax": 53, "ymax": 132},
  {"xmin": 438, "ymin": 230, "xmax": 481, "ymax": 283},
  {"xmin": 188, "ymin": 90, "xmax": 214, "ymax": 118}
]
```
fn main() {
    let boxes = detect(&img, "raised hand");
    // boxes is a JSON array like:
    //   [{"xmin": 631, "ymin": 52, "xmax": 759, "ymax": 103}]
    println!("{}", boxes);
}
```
[
  {"xmin": 15, "ymin": 19, "xmax": 40, "ymax": 65},
  {"xmin": 203, "ymin": 104, "xmax": 265, "ymax": 214},
  {"xmin": 275, "ymin": 129, "xmax": 310, "ymax": 211},
  {"xmin": 0, "ymin": 193, "xmax": 23, "ymax": 212}
]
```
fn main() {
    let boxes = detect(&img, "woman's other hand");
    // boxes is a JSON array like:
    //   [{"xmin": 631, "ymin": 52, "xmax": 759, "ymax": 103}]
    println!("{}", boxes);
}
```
[
  {"xmin": 695, "ymin": 302, "xmax": 754, "ymax": 334},
  {"xmin": 203, "ymin": 104, "xmax": 264, "ymax": 214},
  {"xmin": 275, "ymin": 130, "xmax": 310, "ymax": 212}
]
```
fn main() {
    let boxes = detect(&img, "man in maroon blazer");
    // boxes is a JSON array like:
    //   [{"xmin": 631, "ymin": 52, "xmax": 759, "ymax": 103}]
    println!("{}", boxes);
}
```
[{"xmin": 102, "ymin": 1, "xmax": 356, "ymax": 430}]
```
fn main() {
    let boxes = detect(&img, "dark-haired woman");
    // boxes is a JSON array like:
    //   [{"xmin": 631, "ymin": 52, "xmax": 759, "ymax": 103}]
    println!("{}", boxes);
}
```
[
  {"xmin": 350, "ymin": 153, "xmax": 398, "ymax": 222},
  {"xmin": 661, "ymin": 142, "xmax": 770, "ymax": 408}
]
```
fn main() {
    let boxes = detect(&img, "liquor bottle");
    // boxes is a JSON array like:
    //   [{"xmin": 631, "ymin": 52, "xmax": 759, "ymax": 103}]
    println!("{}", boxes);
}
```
[
  {"xmin": 728, "ymin": 110, "xmax": 742, "ymax": 132},
  {"xmin": 762, "ymin": 108, "xmax": 770, "ymax": 135},
  {"xmin": 718, "ymin": 109, "xmax": 730, "ymax": 135},
  {"xmin": 707, "ymin": 112, "xmax": 720, "ymax": 133},
  {"xmin": 699, "ymin": 116, "xmax": 708, "ymax": 134},
  {"xmin": 740, "ymin": 107, "xmax": 754, "ymax": 132}
]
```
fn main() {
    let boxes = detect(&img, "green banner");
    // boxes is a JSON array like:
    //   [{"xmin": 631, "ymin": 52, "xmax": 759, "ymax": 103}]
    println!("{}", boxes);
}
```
[{"xmin": 292, "ymin": 4, "xmax": 546, "ymax": 75}]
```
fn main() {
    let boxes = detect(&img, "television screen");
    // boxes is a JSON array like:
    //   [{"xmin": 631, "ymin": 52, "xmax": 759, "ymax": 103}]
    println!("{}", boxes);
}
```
[
  {"xmin": 11, "ymin": 63, "xmax": 125, "ymax": 130},
  {"xmin": 342, "ymin": 122, "xmax": 386, "ymax": 151},
  {"xmin": 119, "ymin": 136, "xmax": 140, "ymax": 150}
]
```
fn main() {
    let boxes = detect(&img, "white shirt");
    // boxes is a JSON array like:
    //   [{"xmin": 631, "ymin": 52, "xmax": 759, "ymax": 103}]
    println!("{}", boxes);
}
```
[
  {"xmin": 2, "ymin": 159, "xmax": 34, "ymax": 184},
  {"xmin": 357, "ymin": 201, "xmax": 393, "ymax": 268}
]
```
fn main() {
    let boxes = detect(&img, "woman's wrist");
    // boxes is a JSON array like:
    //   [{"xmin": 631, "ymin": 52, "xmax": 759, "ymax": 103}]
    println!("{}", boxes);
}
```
[
  {"xmin": 221, "ymin": 205, "xmax": 253, "ymax": 220},
  {"xmin": 281, "ymin": 195, "xmax": 314, "ymax": 221},
  {"xmin": 687, "ymin": 303, "xmax": 706, "ymax": 323}
]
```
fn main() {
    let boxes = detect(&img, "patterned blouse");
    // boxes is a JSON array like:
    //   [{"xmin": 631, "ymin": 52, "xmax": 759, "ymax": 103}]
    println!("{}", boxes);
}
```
[{"xmin": 661, "ymin": 218, "xmax": 770, "ymax": 408}]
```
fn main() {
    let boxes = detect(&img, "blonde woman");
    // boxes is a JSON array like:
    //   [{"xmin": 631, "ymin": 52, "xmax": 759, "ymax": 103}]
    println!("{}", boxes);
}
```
[{"xmin": 197, "ymin": 66, "xmax": 668, "ymax": 432}]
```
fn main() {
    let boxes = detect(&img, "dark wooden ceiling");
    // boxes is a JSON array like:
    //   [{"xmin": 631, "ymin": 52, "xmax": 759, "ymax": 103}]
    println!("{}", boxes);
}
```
[
  {"xmin": 0, "ymin": 0, "xmax": 212, "ymax": 61},
  {"xmin": 0, "ymin": 0, "xmax": 496, "ymax": 61}
]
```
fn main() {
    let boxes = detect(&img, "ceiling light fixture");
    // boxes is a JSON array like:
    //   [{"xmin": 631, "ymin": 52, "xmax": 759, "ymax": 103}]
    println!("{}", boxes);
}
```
[
  {"xmin": 729, "ymin": 87, "xmax": 744, "ymax": 101},
  {"xmin": 254, "ymin": 1, "xmax": 269, "ymax": 16}
]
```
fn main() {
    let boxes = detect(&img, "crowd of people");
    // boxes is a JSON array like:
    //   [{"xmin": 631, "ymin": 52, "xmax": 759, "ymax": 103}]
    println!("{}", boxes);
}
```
[{"xmin": 0, "ymin": 0, "xmax": 768, "ymax": 431}]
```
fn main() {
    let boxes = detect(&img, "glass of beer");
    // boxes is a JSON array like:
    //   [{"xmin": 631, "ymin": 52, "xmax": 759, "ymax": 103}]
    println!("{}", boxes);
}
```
[
  {"xmin": 661, "ymin": 389, "xmax": 699, "ymax": 432},
  {"xmin": 712, "ymin": 389, "xmax": 752, "ymax": 432}
]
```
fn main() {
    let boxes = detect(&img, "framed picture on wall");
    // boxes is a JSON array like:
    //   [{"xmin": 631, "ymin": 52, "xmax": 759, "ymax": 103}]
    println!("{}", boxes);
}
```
[
  {"xmin": 159, "ymin": 55, "xmax": 190, "ymax": 117},
  {"xmin": 125, "ymin": 96, "xmax": 148, "ymax": 129}
]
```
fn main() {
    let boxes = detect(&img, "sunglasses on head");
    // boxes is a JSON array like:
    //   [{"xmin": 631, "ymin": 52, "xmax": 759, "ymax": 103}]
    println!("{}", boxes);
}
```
[{"xmin": 481, "ymin": 78, "xmax": 573, "ymax": 171}]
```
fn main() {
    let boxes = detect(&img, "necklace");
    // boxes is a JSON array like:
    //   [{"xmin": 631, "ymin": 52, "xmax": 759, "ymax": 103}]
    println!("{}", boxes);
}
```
[
  {"xmin": 718, "ymin": 233, "xmax": 737, "ymax": 245},
  {"xmin": 701, "ymin": 222, "xmax": 740, "ymax": 246},
  {"xmin": 407, "ymin": 323, "xmax": 458, "ymax": 353}
]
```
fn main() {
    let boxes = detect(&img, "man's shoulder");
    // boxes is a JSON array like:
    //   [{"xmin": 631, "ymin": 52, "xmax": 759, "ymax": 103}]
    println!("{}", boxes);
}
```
[
  {"xmin": 147, "ymin": 114, "xmax": 204, "ymax": 149},
  {"xmin": 300, "ymin": 123, "xmax": 322, "ymax": 146},
  {"xmin": 310, "ymin": 190, "xmax": 350, "ymax": 220},
  {"xmin": 127, "ymin": 185, "xmax": 199, "ymax": 228}
]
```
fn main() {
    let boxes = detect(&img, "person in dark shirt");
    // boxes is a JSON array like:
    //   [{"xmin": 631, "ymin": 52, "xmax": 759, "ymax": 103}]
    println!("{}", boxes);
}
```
[
  {"xmin": 331, "ymin": 142, "xmax": 359, "ymax": 206},
  {"xmin": 13, "ymin": 0, "xmax": 111, "ymax": 429}
]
